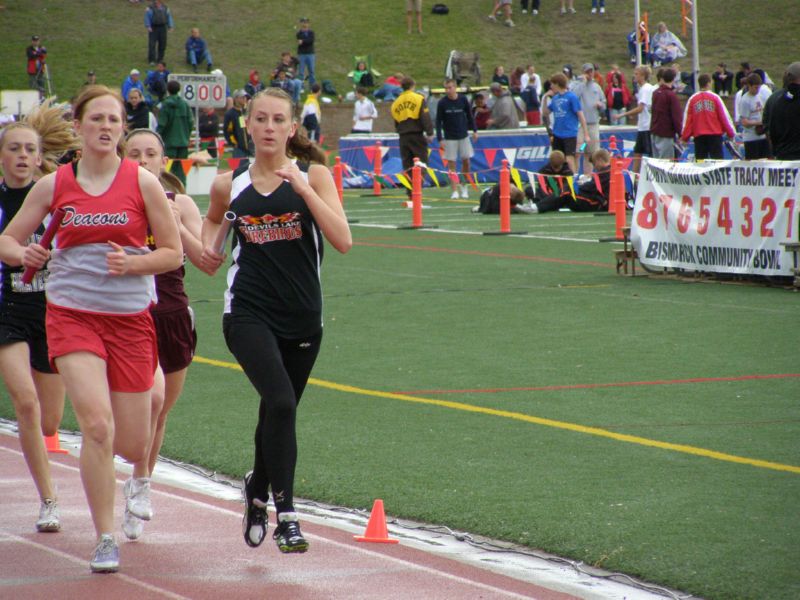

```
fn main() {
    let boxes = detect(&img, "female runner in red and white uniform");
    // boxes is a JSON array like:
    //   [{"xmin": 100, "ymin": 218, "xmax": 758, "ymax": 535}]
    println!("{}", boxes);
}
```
[
  {"xmin": 0, "ymin": 85, "xmax": 182, "ymax": 574},
  {"xmin": 120, "ymin": 128, "xmax": 203, "ymax": 540}
]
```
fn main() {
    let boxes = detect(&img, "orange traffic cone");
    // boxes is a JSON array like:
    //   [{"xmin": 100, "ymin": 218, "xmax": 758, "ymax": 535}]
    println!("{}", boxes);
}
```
[
  {"xmin": 353, "ymin": 499, "xmax": 399, "ymax": 544},
  {"xmin": 44, "ymin": 434, "xmax": 68, "ymax": 455}
]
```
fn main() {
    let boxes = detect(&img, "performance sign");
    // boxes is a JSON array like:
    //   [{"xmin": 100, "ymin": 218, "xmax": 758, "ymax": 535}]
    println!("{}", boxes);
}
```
[
  {"xmin": 167, "ymin": 73, "xmax": 227, "ymax": 109},
  {"xmin": 631, "ymin": 159, "xmax": 799, "ymax": 276}
]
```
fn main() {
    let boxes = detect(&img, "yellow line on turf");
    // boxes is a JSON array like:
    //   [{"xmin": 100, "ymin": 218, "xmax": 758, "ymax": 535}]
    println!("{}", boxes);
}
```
[{"xmin": 192, "ymin": 355, "xmax": 800, "ymax": 475}]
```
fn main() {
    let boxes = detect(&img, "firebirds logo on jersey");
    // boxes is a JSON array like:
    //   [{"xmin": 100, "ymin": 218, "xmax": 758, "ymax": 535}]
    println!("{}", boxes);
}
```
[{"xmin": 238, "ymin": 211, "xmax": 303, "ymax": 244}]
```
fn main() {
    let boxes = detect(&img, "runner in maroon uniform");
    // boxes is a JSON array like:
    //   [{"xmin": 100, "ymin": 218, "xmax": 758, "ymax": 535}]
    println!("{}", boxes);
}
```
[{"xmin": 121, "ymin": 128, "xmax": 203, "ymax": 540}]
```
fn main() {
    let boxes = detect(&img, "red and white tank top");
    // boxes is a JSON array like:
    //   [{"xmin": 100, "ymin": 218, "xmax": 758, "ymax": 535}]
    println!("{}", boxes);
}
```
[{"xmin": 47, "ymin": 159, "xmax": 156, "ymax": 315}]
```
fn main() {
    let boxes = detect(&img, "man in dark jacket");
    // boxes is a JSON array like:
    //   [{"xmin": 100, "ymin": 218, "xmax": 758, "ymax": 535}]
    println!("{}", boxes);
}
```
[
  {"xmin": 650, "ymin": 68, "xmax": 683, "ymax": 159},
  {"xmin": 763, "ymin": 62, "xmax": 800, "ymax": 160},
  {"xmin": 436, "ymin": 79, "xmax": 478, "ymax": 199},
  {"xmin": 157, "ymin": 80, "xmax": 193, "ymax": 184}
]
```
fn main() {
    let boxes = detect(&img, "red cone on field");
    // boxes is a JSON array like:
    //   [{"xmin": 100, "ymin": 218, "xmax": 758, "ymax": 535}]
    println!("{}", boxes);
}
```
[
  {"xmin": 44, "ymin": 434, "xmax": 68, "ymax": 454},
  {"xmin": 354, "ymin": 499, "xmax": 399, "ymax": 544}
]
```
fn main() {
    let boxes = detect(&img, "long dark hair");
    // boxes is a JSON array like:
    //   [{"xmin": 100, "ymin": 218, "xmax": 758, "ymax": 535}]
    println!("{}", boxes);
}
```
[{"xmin": 246, "ymin": 88, "xmax": 326, "ymax": 165}]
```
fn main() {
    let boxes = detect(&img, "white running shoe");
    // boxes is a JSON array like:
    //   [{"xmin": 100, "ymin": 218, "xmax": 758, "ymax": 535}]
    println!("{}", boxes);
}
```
[
  {"xmin": 36, "ymin": 498, "xmax": 60, "ymax": 532},
  {"xmin": 90, "ymin": 534, "xmax": 119, "ymax": 573},
  {"xmin": 122, "ymin": 508, "xmax": 144, "ymax": 540},
  {"xmin": 450, "ymin": 190, "xmax": 460, "ymax": 199},
  {"xmin": 123, "ymin": 477, "xmax": 153, "ymax": 521}
]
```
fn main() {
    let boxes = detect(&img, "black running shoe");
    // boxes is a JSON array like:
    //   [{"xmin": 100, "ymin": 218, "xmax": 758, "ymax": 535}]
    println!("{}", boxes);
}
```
[
  {"xmin": 242, "ymin": 471, "xmax": 268, "ymax": 548},
  {"xmin": 273, "ymin": 512, "xmax": 309, "ymax": 553}
]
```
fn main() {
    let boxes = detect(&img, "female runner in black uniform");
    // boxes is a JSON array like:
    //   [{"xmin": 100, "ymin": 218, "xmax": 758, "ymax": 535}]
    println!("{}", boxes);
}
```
[
  {"xmin": 200, "ymin": 88, "xmax": 351, "ymax": 553},
  {"xmin": 0, "ymin": 103, "xmax": 76, "ymax": 533}
]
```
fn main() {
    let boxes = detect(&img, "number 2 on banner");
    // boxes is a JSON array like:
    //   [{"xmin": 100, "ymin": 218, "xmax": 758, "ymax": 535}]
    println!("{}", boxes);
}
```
[{"xmin": 636, "ymin": 192, "xmax": 797, "ymax": 238}]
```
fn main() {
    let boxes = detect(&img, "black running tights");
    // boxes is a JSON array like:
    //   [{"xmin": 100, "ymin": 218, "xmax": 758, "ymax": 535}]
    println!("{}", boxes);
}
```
[{"xmin": 223, "ymin": 314, "xmax": 322, "ymax": 516}]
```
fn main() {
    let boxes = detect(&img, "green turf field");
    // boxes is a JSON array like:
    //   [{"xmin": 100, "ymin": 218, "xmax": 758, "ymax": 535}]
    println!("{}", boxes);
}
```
[{"xmin": 2, "ymin": 187, "xmax": 798, "ymax": 599}]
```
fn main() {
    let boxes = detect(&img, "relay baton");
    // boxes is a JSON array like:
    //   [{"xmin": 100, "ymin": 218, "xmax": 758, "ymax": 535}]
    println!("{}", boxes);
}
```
[
  {"xmin": 21, "ymin": 207, "xmax": 65, "ymax": 285},
  {"xmin": 213, "ymin": 211, "xmax": 237, "ymax": 255}
]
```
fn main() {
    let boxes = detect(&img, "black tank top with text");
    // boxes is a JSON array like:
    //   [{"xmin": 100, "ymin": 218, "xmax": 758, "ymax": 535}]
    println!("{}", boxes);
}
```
[{"xmin": 224, "ymin": 163, "xmax": 324, "ymax": 338}]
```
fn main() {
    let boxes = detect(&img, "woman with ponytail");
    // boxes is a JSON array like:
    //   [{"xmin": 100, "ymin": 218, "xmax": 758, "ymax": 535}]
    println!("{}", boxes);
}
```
[
  {"xmin": 0, "ymin": 101, "xmax": 77, "ymax": 535},
  {"xmin": 200, "ymin": 88, "xmax": 350, "ymax": 554},
  {"xmin": 121, "ymin": 128, "xmax": 203, "ymax": 541}
]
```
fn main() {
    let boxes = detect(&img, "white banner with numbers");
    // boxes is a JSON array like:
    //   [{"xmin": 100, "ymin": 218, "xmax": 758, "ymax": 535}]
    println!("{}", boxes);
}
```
[
  {"xmin": 167, "ymin": 73, "xmax": 227, "ymax": 108},
  {"xmin": 631, "ymin": 159, "xmax": 799, "ymax": 276}
]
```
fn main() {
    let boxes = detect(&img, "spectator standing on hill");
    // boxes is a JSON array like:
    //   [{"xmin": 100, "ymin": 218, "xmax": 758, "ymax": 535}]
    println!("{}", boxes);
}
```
[
  {"xmin": 406, "ymin": 0, "xmax": 423, "ymax": 34},
  {"xmin": 436, "ymin": 79, "xmax": 478, "ymax": 199},
  {"xmin": 737, "ymin": 74, "xmax": 772, "ymax": 160},
  {"xmin": 391, "ymin": 77, "xmax": 434, "ymax": 195},
  {"xmin": 224, "ymin": 89, "xmax": 252, "ymax": 160},
  {"xmin": 145, "ymin": 0, "xmax": 174, "ymax": 65},
  {"xmin": 145, "ymin": 62, "xmax": 170, "ymax": 104},
  {"xmin": 542, "ymin": 73, "xmax": 590, "ymax": 174},
  {"xmin": 650, "ymin": 68, "xmax": 683, "ymax": 160},
  {"xmin": 26, "ymin": 35, "xmax": 47, "ymax": 97},
  {"xmin": 680, "ymin": 74, "xmax": 735, "ymax": 160},
  {"xmin": 199, "ymin": 88, "xmax": 351, "ymax": 556},
  {"xmin": 185, "ymin": 28, "xmax": 213, "ymax": 73},
  {"xmin": 122, "ymin": 69, "xmax": 146, "ymax": 107},
  {"xmin": 488, "ymin": 1, "xmax": 515, "ymax": 27},
  {"xmin": 620, "ymin": 65, "xmax": 655, "ymax": 173},
  {"xmin": 763, "ymin": 62, "xmax": 800, "ymax": 160},
  {"xmin": 591, "ymin": 0, "xmax": 606, "ymax": 15},
  {"xmin": 713, "ymin": 63, "xmax": 734, "ymax": 97},
  {"xmin": 158, "ymin": 80, "xmax": 193, "ymax": 185},
  {"xmin": 520, "ymin": 1, "xmax": 540, "ymax": 16},
  {"xmin": 487, "ymin": 82, "xmax": 517, "ymax": 129},
  {"xmin": 352, "ymin": 87, "xmax": 378, "ymax": 134},
  {"xmin": 296, "ymin": 17, "xmax": 316, "ymax": 89},
  {"xmin": 570, "ymin": 64, "xmax": 606, "ymax": 176}
]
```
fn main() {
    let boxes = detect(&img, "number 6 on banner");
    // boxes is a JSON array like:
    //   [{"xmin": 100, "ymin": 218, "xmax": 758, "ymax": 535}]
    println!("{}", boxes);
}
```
[{"xmin": 21, "ymin": 207, "xmax": 65, "ymax": 285}]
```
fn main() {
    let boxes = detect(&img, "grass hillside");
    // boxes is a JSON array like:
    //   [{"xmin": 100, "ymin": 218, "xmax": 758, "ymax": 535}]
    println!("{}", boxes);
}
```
[{"xmin": 0, "ymin": 0, "xmax": 795, "ymax": 106}]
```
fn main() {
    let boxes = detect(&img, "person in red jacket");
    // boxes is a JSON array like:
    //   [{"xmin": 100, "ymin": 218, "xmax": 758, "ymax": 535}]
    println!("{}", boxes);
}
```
[
  {"xmin": 606, "ymin": 71, "xmax": 632, "ymax": 125},
  {"xmin": 680, "ymin": 74, "xmax": 736, "ymax": 160}
]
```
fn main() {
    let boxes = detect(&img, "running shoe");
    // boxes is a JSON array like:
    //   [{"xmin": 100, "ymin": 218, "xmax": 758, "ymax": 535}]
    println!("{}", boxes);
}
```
[
  {"xmin": 122, "ymin": 507, "xmax": 143, "ymax": 540},
  {"xmin": 123, "ymin": 477, "xmax": 152, "ymax": 520},
  {"xmin": 273, "ymin": 512, "xmax": 309, "ymax": 554},
  {"xmin": 242, "ymin": 471, "xmax": 268, "ymax": 548},
  {"xmin": 90, "ymin": 534, "xmax": 119, "ymax": 573},
  {"xmin": 36, "ymin": 498, "xmax": 60, "ymax": 532}
]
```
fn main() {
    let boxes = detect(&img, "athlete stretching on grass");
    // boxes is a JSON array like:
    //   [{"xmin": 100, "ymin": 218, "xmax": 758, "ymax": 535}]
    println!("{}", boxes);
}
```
[
  {"xmin": 121, "ymin": 128, "xmax": 203, "ymax": 540},
  {"xmin": 0, "ymin": 102, "xmax": 77, "ymax": 534},
  {"xmin": 200, "ymin": 88, "xmax": 351, "ymax": 553},
  {"xmin": 0, "ymin": 85, "xmax": 182, "ymax": 573}
]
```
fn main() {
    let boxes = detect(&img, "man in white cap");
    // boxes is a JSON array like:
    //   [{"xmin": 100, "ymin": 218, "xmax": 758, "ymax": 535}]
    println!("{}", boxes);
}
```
[{"xmin": 122, "ymin": 68, "xmax": 146, "ymax": 106}]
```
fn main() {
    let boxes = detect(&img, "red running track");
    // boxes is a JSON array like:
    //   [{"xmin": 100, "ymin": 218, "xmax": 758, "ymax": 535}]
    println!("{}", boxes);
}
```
[{"xmin": 0, "ymin": 432, "xmax": 579, "ymax": 600}]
